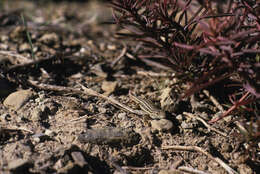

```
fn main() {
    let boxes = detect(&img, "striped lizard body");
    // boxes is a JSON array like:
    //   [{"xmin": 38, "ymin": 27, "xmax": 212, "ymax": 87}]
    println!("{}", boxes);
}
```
[{"xmin": 129, "ymin": 91, "xmax": 166, "ymax": 119}]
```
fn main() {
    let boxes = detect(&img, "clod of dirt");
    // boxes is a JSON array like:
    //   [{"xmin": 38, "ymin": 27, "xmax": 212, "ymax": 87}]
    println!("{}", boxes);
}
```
[
  {"xmin": 78, "ymin": 127, "xmax": 140, "ymax": 145},
  {"xmin": 71, "ymin": 151, "xmax": 87, "ymax": 168},
  {"xmin": 39, "ymin": 33, "xmax": 60, "ymax": 46},
  {"xmin": 56, "ymin": 160, "xmax": 75, "ymax": 174},
  {"xmin": 3, "ymin": 89, "xmax": 35, "ymax": 110},
  {"xmin": 31, "ymin": 107, "xmax": 44, "ymax": 121},
  {"xmin": 18, "ymin": 43, "xmax": 31, "ymax": 52},
  {"xmin": 101, "ymin": 81, "xmax": 117, "ymax": 96},
  {"xmin": 159, "ymin": 87, "xmax": 180, "ymax": 113},
  {"xmin": 8, "ymin": 158, "xmax": 31, "ymax": 171},
  {"xmin": 151, "ymin": 119, "xmax": 174, "ymax": 132}
]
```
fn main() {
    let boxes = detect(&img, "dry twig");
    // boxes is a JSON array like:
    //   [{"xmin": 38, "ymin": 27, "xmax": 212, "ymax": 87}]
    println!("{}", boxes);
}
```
[
  {"xmin": 209, "ymin": 91, "xmax": 252, "ymax": 123},
  {"xmin": 202, "ymin": 90, "xmax": 249, "ymax": 139},
  {"xmin": 0, "ymin": 125, "xmax": 34, "ymax": 134},
  {"xmin": 203, "ymin": 90, "xmax": 225, "ymax": 112},
  {"xmin": 77, "ymin": 83, "xmax": 145, "ymax": 115},
  {"xmin": 0, "ymin": 50, "xmax": 31, "ymax": 64},
  {"xmin": 111, "ymin": 43, "xmax": 127, "ymax": 67},
  {"xmin": 162, "ymin": 145, "xmax": 238, "ymax": 174},
  {"xmin": 183, "ymin": 112, "xmax": 227, "ymax": 137},
  {"xmin": 6, "ymin": 56, "xmax": 52, "ymax": 73},
  {"xmin": 178, "ymin": 166, "xmax": 209, "ymax": 174},
  {"xmin": 137, "ymin": 70, "xmax": 170, "ymax": 77},
  {"xmin": 121, "ymin": 166, "xmax": 154, "ymax": 170},
  {"xmin": 28, "ymin": 80, "xmax": 145, "ymax": 116}
]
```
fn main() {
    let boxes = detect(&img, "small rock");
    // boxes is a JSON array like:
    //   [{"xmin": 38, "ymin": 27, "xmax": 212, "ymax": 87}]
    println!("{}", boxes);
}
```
[
  {"xmin": 151, "ymin": 119, "xmax": 173, "ymax": 132},
  {"xmin": 39, "ymin": 33, "xmax": 59, "ymax": 45},
  {"xmin": 8, "ymin": 158, "xmax": 29, "ymax": 170},
  {"xmin": 19, "ymin": 43, "xmax": 31, "ymax": 52},
  {"xmin": 107, "ymin": 44, "xmax": 116, "ymax": 50},
  {"xmin": 45, "ymin": 129, "xmax": 55, "ymax": 137},
  {"xmin": 176, "ymin": 114, "xmax": 183, "ymax": 121},
  {"xmin": 71, "ymin": 151, "xmax": 87, "ymax": 167},
  {"xmin": 31, "ymin": 108, "xmax": 43, "ymax": 121},
  {"xmin": 101, "ymin": 81, "xmax": 117, "ymax": 96},
  {"xmin": 159, "ymin": 88, "xmax": 179, "ymax": 112},
  {"xmin": 3, "ymin": 89, "xmax": 34, "ymax": 110},
  {"xmin": 117, "ymin": 112, "xmax": 127, "ymax": 120}
]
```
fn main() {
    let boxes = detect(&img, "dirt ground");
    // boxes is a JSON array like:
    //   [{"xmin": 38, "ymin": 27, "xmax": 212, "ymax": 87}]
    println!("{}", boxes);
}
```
[{"xmin": 0, "ymin": 0, "xmax": 259, "ymax": 174}]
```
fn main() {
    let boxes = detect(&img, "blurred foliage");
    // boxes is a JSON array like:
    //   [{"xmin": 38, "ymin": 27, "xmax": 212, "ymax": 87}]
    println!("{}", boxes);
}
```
[{"xmin": 110, "ymin": 0, "xmax": 260, "ymax": 159}]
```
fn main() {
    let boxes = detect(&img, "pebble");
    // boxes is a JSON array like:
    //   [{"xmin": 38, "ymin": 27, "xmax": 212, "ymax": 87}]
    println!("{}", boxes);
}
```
[
  {"xmin": 71, "ymin": 151, "xmax": 87, "ymax": 167},
  {"xmin": 19, "ymin": 43, "xmax": 31, "ymax": 52},
  {"xmin": 117, "ymin": 112, "xmax": 127, "ymax": 120},
  {"xmin": 8, "ymin": 158, "xmax": 29, "ymax": 170},
  {"xmin": 31, "ymin": 108, "xmax": 43, "ymax": 121},
  {"xmin": 45, "ymin": 129, "xmax": 55, "ymax": 137},
  {"xmin": 176, "ymin": 114, "xmax": 183, "ymax": 121},
  {"xmin": 101, "ymin": 81, "xmax": 117, "ymax": 95},
  {"xmin": 39, "ymin": 33, "xmax": 59, "ymax": 45},
  {"xmin": 107, "ymin": 44, "xmax": 116, "ymax": 50},
  {"xmin": 3, "ymin": 89, "xmax": 35, "ymax": 110},
  {"xmin": 151, "ymin": 119, "xmax": 173, "ymax": 132}
]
